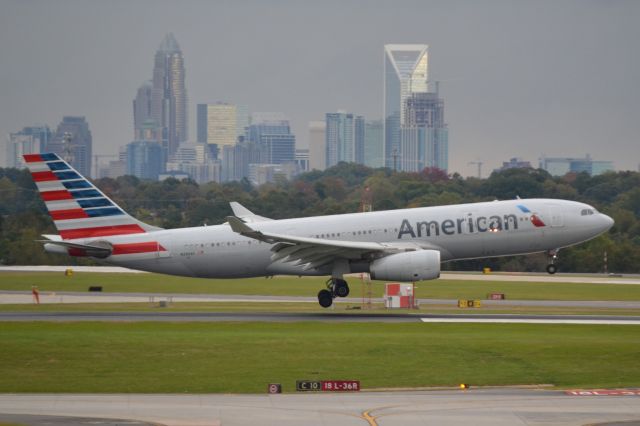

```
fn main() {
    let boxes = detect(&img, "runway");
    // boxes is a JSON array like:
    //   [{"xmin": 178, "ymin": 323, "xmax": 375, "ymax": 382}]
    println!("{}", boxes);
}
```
[
  {"xmin": 1, "ymin": 311, "xmax": 640, "ymax": 324},
  {"xmin": 1, "ymin": 389, "xmax": 639, "ymax": 426},
  {"xmin": 2, "ymin": 265, "xmax": 640, "ymax": 284},
  {"xmin": 3, "ymin": 290, "xmax": 640, "ymax": 310}
]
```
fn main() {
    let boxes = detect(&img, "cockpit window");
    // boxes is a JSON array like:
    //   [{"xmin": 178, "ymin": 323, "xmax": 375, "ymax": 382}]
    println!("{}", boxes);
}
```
[{"xmin": 581, "ymin": 209, "xmax": 595, "ymax": 216}]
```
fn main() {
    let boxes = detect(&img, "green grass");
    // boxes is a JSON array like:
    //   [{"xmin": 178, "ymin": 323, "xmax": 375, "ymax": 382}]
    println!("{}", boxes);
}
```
[
  {"xmin": 2, "ymin": 271, "xmax": 640, "ymax": 301},
  {"xmin": 0, "ymin": 322, "xmax": 638, "ymax": 393},
  {"xmin": 0, "ymin": 302, "xmax": 639, "ymax": 317}
]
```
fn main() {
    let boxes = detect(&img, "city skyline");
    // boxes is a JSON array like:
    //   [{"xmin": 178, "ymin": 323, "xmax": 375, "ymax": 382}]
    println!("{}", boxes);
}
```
[{"xmin": 1, "ymin": 0, "xmax": 638, "ymax": 176}]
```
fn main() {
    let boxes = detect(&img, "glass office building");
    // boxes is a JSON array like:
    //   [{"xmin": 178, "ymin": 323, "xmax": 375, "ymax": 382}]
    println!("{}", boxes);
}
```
[
  {"xmin": 384, "ymin": 44, "xmax": 429, "ymax": 168},
  {"xmin": 325, "ymin": 112, "xmax": 364, "ymax": 168},
  {"xmin": 151, "ymin": 33, "xmax": 188, "ymax": 155}
]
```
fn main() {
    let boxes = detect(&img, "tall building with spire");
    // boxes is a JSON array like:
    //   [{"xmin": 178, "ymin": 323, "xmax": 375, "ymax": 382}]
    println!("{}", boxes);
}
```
[
  {"xmin": 151, "ymin": 33, "xmax": 188, "ymax": 155},
  {"xmin": 384, "ymin": 44, "xmax": 429, "ymax": 168}
]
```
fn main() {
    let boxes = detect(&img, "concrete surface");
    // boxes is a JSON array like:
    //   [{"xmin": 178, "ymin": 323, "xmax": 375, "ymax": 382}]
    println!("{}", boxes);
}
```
[
  {"xmin": 1, "ymin": 311, "xmax": 640, "ymax": 324},
  {"xmin": 1, "ymin": 389, "xmax": 639, "ymax": 426}
]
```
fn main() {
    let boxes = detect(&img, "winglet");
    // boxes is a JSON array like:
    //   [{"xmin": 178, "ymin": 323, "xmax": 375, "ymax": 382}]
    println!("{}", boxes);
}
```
[
  {"xmin": 229, "ymin": 202, "xmax": 254, "ymax": 217},
  {"xmin": 229, "ymin": 202, "xmax": 273, "ymax": 222}
]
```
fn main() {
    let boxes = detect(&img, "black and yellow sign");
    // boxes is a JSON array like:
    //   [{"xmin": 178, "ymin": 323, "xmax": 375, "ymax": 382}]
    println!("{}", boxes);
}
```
[
  {"xmin": 458, "ymin": 300, "xmax": 481, "ymax": 308},
  {"xmin": 296, "ymin": 380, "xmax": 321, "ymax": 391}
]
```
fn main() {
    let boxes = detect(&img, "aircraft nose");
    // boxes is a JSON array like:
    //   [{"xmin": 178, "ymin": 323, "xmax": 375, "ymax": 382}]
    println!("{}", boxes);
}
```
[{"xmin": 600, "ymin": 213, "xmax": 614, "ymax": 231}]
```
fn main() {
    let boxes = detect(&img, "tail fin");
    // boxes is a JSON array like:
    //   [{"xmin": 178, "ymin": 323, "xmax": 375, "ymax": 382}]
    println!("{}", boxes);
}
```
[{"xmin": 24, "ymin": 153, "xmax": 161, "ymax": 240}]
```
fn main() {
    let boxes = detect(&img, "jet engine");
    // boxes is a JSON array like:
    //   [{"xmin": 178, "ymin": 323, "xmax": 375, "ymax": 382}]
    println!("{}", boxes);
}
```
[{"xmin": 369, "ymin": 249, "xmax": 441, "ymax": 282}]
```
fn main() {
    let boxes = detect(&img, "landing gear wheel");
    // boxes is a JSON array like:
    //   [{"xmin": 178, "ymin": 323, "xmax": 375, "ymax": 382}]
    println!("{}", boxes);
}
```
[
  {"xmin": 546, "ymin": 249, "xmax": 559, "ymax": 275},
  {"xmin": 333, "ymin": 278, "xmax": 350, "ymax": 298},
  {"xmin": 325, "ymin": 278, "xmax": 350, "ymax": 298},
  {"xmin": 318, "ymin": 289, "xmax": 333, "ymax": 308}
]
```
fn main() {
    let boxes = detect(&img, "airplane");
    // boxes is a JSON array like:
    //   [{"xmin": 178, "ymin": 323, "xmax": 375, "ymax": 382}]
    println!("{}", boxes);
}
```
[{"xmin": 24, "ymin": 152, "xmax": 614, "ymax": 308}]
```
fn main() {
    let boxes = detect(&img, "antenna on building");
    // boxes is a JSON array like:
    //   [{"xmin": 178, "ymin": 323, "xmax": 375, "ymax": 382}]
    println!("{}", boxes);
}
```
[{"xmin": 468, "ymin": 160, "xmax": 483, "ymax": 178}]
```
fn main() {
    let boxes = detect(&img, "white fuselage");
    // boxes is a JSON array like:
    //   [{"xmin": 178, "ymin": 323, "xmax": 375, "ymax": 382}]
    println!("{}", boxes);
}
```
[{"xmin": 79, "ymin": 198, "xmax": 613, "ymax": 279}]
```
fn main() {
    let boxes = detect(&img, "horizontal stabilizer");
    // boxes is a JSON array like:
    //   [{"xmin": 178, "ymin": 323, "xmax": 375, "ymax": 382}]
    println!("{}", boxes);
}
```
[{"xmin": 39, "ymin": 238, "xmax": 113, "ymax": 259}]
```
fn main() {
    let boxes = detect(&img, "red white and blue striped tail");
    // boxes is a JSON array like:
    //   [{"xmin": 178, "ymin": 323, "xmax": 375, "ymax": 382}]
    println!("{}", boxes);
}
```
[{"xmin": 23, "ymin": 153, "xmax": 160, "ymax": 240}]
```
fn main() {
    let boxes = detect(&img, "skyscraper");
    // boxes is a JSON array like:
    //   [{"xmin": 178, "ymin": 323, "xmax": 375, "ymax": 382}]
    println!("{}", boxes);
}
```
[
  {"xmin": 308, "ymin": 121, "xmax": 326, "ymax": 171},
  {"xmin": 197, "ymin": 103, "xmax": 248, "ymax": 157},
  {"xmin": 133, "ymin": 80, "xmax": 153, "ymax": 140},
  {"xmin": 46, "ymin": 116, "xmax": 93, "ymax": 177},
  {"xmin": 325, "ymin": 111, "xmax": 364, "ymax": 168},
  {"xmin": 400, "ymin": 91, "xmax": 448, "ymax": 171},
  {"xmin": 151, "ymin": 33, "xmax": 188, "ymax": 155},
  {"xmin": 384, "ymin": 44, "xmax": 429, "ymax": 168},
  {"xmin": 6, "ymin": 125, "xmax": 51, "ymax": 169},
  {"xmin": 364, "ymin": 119, "xmax": 383, "ymax": 168},
  {"xmin": 221, "ymin": 140, "xmax": 266, "ymax": 182},
  {"xmin": 261, "ymin": 134, "xmax": 296, "ymax": 164},
  {"xmin": 354, "ymin": 115, "xmax": 365, "ymax": 165},
  {"xmin": 247, "ymin": 113, "xmax": 296, "ymax": 164},
  {"xmin": 197, "ymin": 103, "xmax": 236, "ymax": 149},
  {"xmin": 126, "ymin": 140, "xmax": 164, "ymax": 180}
]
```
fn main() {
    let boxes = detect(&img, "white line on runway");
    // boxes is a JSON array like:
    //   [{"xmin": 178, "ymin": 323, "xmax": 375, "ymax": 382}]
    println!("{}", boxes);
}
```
[{"xmin": 420, "ymin": 318, "xmax": 640, "ymax": 325}]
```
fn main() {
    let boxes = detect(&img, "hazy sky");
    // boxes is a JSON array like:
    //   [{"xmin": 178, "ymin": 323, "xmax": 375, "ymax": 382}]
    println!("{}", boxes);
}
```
[{"xmin": 1, "ymin": 0, "xmax": 638, "ymax": 176}]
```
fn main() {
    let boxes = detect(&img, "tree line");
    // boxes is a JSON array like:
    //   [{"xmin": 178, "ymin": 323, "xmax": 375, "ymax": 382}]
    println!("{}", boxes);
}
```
[{"xmin": 1, "ymin": 163, "xmax": 638, "ymax": 273}]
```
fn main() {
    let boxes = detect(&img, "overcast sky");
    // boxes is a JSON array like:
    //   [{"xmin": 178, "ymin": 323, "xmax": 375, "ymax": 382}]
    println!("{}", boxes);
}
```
[{"xmin": 1, "ymin": 0, "xmax": 638, "ymax": 176}]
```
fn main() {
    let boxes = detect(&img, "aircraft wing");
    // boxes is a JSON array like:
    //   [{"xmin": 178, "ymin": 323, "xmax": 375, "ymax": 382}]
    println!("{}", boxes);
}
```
[{"xmin": 226, "ymin": 216, "xmax": 428, "ymax": 270}]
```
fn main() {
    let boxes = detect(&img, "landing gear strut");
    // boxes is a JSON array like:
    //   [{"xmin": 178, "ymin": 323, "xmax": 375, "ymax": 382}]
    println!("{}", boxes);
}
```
[
  {"xmin": 546, "ymin": 249, "xmax": 559, "ymax": 274},
  {"xmin": 317, "ymin": 278, "xmax": 350, "ymax": 308}
]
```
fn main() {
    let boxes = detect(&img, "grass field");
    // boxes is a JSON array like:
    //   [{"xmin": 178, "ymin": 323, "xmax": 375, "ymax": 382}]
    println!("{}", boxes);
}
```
[
  {"xmin": 0, "ymin": 322, "xmax": 638, "ymax": 393},
  {"xmin": 2, "ymin": 271, "xmax": 640, "ymax": 301},
  {"xmin": 0, "ymin": 302, "xmax": 639, "ymax": 317}
]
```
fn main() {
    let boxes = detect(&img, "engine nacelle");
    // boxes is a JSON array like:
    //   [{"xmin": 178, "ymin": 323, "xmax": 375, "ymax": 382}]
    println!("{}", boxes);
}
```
[{"xmin": 369, "ymin": 249, "xmax": 441, "ymax": 282}]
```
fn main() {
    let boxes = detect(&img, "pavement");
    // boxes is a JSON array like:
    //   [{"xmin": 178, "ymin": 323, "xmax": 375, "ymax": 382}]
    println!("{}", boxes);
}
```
[
  {"xmin": 2, "ymin": 265, "xmax": 639, "ymax": 284},
  {"xmin": 1, "ymin": 389, "xmax": 639, "ymax": 426},
  {"xmin": 2, "ymin": 268, "xmax": 640, "ymax": 425},
  {"xmin": 1, "ymin": 311, "xmax": 640, "ymax": 324},
  {"xmin": 3, "ymin": 289, "xmax": 640, "ymax": 312}
]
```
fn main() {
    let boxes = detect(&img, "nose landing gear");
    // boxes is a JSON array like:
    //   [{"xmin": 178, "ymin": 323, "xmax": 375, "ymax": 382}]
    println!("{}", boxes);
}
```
[
  {"xmin": 317, "ymin": 278, "xmax": 350, "ymax": 308},
  {"xmin": 546, "ymin": 249, "xmax": 559, "ymax": 274}
]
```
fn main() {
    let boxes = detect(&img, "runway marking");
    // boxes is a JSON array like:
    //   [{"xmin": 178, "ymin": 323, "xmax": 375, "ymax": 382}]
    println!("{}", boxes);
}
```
[
  {"xmin": 361, "ymin": 410, "xmax": 378, "ymax": 425},
  {"xmin": 359, "ymin": 405, "xmax": 407, "ymax": 425},
  {"xmin": 566, "ymin": 389, "xmax": 640, "ymax": 396},
  {"xmin": 420, "ymin": 318, "xmax": 640, "ymax": 325}
]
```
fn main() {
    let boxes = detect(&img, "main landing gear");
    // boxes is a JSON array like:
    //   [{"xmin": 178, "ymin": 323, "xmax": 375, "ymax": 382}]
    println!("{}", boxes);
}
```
[
  {"xmin": 546, "ymin": 249, "xmax": 559, "ymax": 274},
  {"xmin": 317, "ymin": 278, "xmax": 350, "ymax": 308}
]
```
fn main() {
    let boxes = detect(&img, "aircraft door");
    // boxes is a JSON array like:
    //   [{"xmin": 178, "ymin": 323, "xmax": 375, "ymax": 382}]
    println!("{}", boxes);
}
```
[
  {"xmin": 156, "ymin": 240, "xmax": 172, "ymax": 258},
  {"xmin": 545, "ymin": 204, "xmax": 564, "ymax": 228}
]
